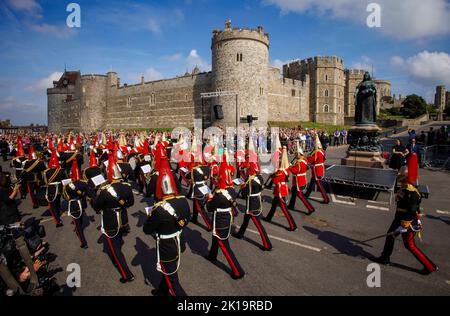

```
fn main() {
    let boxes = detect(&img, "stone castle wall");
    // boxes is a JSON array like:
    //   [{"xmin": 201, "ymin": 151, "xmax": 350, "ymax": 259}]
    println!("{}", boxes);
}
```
[{"xmin": 47, "ymin": 21, "xmax": 393, "ymax": 132}]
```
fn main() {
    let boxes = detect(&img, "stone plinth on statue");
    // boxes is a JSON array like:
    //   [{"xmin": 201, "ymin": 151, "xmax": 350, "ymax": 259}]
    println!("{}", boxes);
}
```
[{"xmin": 341, "ymin": 124, "xmax": 386, "ymax": 169}]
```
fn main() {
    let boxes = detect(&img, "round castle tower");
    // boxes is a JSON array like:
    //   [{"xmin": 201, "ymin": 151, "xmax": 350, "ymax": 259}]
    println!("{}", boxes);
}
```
[{"xmin": 211, "ymin": 19, "xmax": 269, "ymax": 127}]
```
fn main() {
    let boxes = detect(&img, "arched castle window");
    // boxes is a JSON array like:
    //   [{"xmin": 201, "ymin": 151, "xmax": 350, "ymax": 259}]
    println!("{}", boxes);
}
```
[
  {"xmin": 292, "ymin": 89, "xmax": 296, "ymax": 97},
  {"xmin": 237, "ymin": 53, "xmax": 243, "ymax": 62},
  {"xmin": 260, "ymin": 87, "xmax": 264, "ymax": 96},
  {"xmin": 325, "ymin": 75, "xmax": 328, "ymax": 82},
  {"xmin": 126, "ymin": 96, "xmax": 132, "ymax": 108},
  {"xmin": 149, "ymin": 94, "xmax": 156, "ymax": 105},
  {"xmin": 324, "ymin": 90, "xmax": 329, "ymax": 97},
  {"xmin": 323, "ymin": 104, "xmax": 329, "ymax": 113}
]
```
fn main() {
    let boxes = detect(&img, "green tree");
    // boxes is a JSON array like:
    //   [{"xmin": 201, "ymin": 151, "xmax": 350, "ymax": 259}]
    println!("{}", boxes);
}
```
[{"xmin": 401, "ymin": 94, "xmax": 428, "ymax": 118}]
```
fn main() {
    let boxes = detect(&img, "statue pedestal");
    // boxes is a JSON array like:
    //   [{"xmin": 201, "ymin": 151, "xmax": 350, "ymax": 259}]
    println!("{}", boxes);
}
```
[{"xmin": 341, "ymin": 124, "xmax": 386, "ymax": 169}]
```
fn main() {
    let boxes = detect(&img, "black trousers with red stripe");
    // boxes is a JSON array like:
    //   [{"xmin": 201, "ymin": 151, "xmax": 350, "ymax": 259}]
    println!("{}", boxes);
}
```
[
  {"xmin": 208, "ymin": 236, "xmax": 245, "ymax": 278},
  {"xmin": 158, "ymin": 261, "xmax": 187, "ymax": 296},
  {"xmin": 71, "ymin": 213, "xmax": 87, "ymax": 246},
  {"xmin": 381, "ymin": 216, "xmax": 437, "ymax": 273},
  {"xmin": 103, "ymin": 232, "xmax": 134, "ymax": 280},
  {"xmin": 27, "ymin": 181, "xmax": 39, "ymax": 207},
  {"xmin": 305, "ymin": 177, "xmax": 329, "ymax": 204},
  {"xmin": 266, "ymin": 197, "xmax": 297, "ymax": 231},
  {"xmin": 237, "ymin": 213, "xmax": 272, "ymax": 250},
  {"xmin": 192, "ymin": 199, "xmax": 212, "ymax": 230},
  {"xmin": 288, "ymin": 185, "xmax": 315, "ymax": 213},
  {"xmin": 48, "ymin": 196, "xmax": 62, "ymax": 225}
]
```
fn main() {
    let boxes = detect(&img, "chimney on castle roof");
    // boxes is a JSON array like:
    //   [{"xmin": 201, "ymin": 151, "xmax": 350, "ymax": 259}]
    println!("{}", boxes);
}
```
[{"xmin": 225, "ymin": 19, "xmax": 232, "ymax": 30}]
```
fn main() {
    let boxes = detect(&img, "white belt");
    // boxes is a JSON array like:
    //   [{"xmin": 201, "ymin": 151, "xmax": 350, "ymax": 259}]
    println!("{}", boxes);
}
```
[
  {"xmin": 68, "ymin": 199, "xmax": 83, "ymax": 219},
  {"xmin": 157, "ymin": 230, "xmax": 182, "ymax": 275},
  {"xmin": 247, "ymin": 192, "xmax": 262, "ymax": 216},
  {"xmin": 249, "ymin": 192, "xmax": 261, "ymax": 197},
  {"xmin": 297, "ymin": 173, "xmax": 307, "ymax": 177},
  {"xmin": 100, "ymin": 209, "xmax": 122, "ymax": 239},
  {"xmin": 15, "ymin": 168, "xmax": 23, "ymax": 170},
  {"xmin": 213, "ymin": 208, "xmax": 233, "ymax": 240},
  {"xmin": 49, "ymin": 182, "xmax": 61, "ymax": 186},
  {"xmin": 315, "ymin": 163, "xmax": 324, "ymax": 167},
  {"xmin": 195, "ymin": 181, "xmax": 206, "ymax": 185},
  {"xmin": 159, "ymin": 230, "xmax": 182, "ymax": 240},
  {"xmin": 216, "ymin": 207, "xmax": 232, "ymax": 213},
  {"xmin": 278, "ymin": 182, "xmax": 287, "ymax": 185}
]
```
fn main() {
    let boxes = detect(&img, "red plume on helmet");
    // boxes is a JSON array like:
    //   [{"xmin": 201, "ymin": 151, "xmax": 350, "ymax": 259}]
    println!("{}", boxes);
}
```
[
  {"xmin": 48, "ymin": 137, "xmax": 54, "ymax": 150},
  {"xmin": 155, "ymin": 155, "xmax": 178, "ymax": 201},
  {"xmin": 93, "ymin": 135, "xmax": 99, "ymax": 148},
  {"xmin": 154, "ymin": 142, "xmax": 167, "ymax": 172},
  {"xmin": 76, "ymin": 134, "xmax": 82, "ymax": 146},
  {"xmin": 48, "ymin": 148, "xmax": 60, "ymax": 168},
  {"xmin": 71, "ymin": 158, "xmax": 81, "ymax": 182},
  {"xmin": 142, "ymin": 138, "xmax": 149, "ymax": 156},
  {"xmin": 407, "ymin": 153, "xmax": 419, "ymax": 185},
  {"xmin": 248, "ymin": 162, "xmax": 261, "ymax": 176},
  {"xmin": 218, "ymin": 149, "xmax": 235, "ymax": 189},
  {"xmin": 107, "ymin": 151, "xmax": 121, "ymax": 182},
  {"xmin": 57, "ymin": 138, "xmax": 64, "ymax": 152},
  {"xmin": 28, "ymin": 145, "xmax": 36, "ymax": 160},
  {"xmin": 16, "ymin": 136, "xmax": 25, "ymax": 157},
  {"xmin": 89, "ymin": 149, "xmax": 98, "ymax": 167},
  {"xmin": 108, "ymin": 135, "xmax": 114, "ymax": 150}
]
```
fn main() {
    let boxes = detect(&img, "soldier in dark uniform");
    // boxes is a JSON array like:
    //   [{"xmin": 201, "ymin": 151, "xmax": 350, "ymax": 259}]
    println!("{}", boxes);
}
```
[
  {"xmin": 43, "ymin": 148, "xmax": 68, "ymax": 227},
  {"xmin": 233, "ymin": 156, "xmax": 272, "ymax": 251},
  {"xmin": 143, "ymin": 154, "xmax": 190, "ymax": 296},
  {"xmin": 60, "ymin": 143, "xmax": 84, "ymax": 177},
  {"xmin": 186, "ymin": 141, "xmax": 212, "ymax": 231},
  {"xmin": 92, "ymin": 152, "xmax": 135, "ymax": 283},
  {"xmin": 22, "ymin": 145, "xmax": 46, "ymax": 209},
  {"xmin": 205, "ymin": 149, "xmax": 245, "ymax": 280},
  {"xmin": 62, "ymin": 159, "xmax": 89, "ymax": 248},
  {"xmin": 373, "ymin": 154, "xmax": 438, "ymax": 275}
]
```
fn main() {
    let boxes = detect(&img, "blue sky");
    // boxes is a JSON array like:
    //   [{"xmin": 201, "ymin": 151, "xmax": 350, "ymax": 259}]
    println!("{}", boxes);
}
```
[{"xmin": 1, "ymin": 0, "xmax": 450, "ymax": 125}]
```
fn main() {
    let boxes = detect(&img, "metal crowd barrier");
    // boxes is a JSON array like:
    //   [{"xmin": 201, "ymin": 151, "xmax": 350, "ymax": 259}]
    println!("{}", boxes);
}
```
[{"xmin": 423, "ymin": 145, "xmax": 450, "ymax": 170}]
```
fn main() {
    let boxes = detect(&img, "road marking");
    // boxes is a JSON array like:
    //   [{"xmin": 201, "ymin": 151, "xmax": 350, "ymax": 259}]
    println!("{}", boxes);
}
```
[
  {"xmin": 329, "ymin": 192, "xmax": 356, "ymax": 206},
  {"xmin": 436, "ymin": 210, "xmax": 450, "ymax": 215},
  {"xmin": 366, "ymin": 204, "xmax": 390, "ymax": 212},
  {"xmin": 245, "ymin": 228, "xmax": 322, "ymax": 252},
  {"xmin": 367, "ymin": 200, "xmax": 389, "ymax": 205}
]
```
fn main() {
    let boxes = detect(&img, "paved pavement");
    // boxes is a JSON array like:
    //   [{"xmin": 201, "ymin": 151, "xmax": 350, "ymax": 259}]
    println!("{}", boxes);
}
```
[{"xmin": 2, "ymin": 128, "xmax": 450, "ymax": 296}]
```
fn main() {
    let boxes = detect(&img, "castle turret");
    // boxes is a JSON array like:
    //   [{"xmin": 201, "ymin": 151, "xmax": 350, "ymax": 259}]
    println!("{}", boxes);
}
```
[
  {"xmin": 80, "ymin": 74, "xmax": 108, "ymax": 132},
  {"xmin": 211, "ymin": 19, "xmax": 270, "ymax": 127}
]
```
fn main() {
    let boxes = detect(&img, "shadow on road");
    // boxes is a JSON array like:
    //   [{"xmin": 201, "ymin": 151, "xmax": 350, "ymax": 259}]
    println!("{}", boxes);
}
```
[
  {"xmin": 303, "ymin": 226, "xmax": 374, "ymax": 259},
  {"xmin": 130, "ymin": 237, "xmax": 159, "ymax": 290}
]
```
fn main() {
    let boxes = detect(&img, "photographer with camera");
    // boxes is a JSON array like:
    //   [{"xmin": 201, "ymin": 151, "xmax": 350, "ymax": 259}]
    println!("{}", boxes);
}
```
[{"xmin": 0, "ymin": 170, "xmax": 22, "ymax": 226}]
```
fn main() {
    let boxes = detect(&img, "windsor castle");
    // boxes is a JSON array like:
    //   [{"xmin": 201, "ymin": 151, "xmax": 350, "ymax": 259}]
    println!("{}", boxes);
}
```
[{"xmin": 47, "ymin": 20, "xmax": 392, "ymax": 132}]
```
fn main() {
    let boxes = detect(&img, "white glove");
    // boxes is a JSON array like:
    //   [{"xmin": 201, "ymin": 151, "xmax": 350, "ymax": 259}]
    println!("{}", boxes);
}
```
[{"xmin": 395, "ymin": 226, "xmax": 407, "ymax": 234}]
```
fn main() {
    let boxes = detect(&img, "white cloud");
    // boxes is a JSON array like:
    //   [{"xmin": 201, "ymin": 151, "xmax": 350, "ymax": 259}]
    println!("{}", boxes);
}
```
[
  {"xmin": 270, "ymin": 59, "xmax": 290, "ymax": 69},
  {"xmin": 264, "ymin": 0, "xmax": 450, "ymax": 40},
  {"xmin": 25, "ymin": 72, "xmax": 63, "ymax": 92},
  {"xmin": 186, "ymin": 49, "xmax": 211, "ymax": 72},
  {"xmin": 7, "ymin": 0, "xmax": 41, "ymax": 13},
  {"xmin": 390, "ymin": 51, "xmax": 450, "ymax": 87},
  {"xmin": 31, "ymin": 23, "xmax": 76, "ymax": 38},
  {"xmin": 147, "ymin": 18, "xmax": 161, "ymax": 34},
  {"xmin": 351, "ymin": 56, "xmax": 376, "ymax": 73}
]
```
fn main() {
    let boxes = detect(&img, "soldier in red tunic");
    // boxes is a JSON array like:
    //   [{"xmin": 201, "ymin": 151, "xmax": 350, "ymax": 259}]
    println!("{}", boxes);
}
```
[
  {"xmin": 288, "ymin": 141, "xmax": 315, "ymax": 215},
  {"xmin": 305, "ymin": 134, "xmax": 329, "ymax": 204},
  {"xmin": 263, "ymin": 147, "xmax": 297, "ymax": 231}
]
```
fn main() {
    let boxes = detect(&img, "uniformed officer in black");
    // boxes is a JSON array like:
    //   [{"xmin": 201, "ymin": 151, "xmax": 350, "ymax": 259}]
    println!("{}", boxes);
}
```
[
  {"xmin": 233, "ymin": 161, "xmax": 272, "ymax": 251},
  {"xmin": 22, "ymin": 145, "xmax": 46, "ymax": 209},
  {"xmin": 373, "ymin": 155, "xmax": 438, "ymax": 275},
  {"xmin": 43, "ymin": 148, "xmax": 68, "ymax": 227},
  {"xmin": 62, "ymin": 160, "xmax": 89, "ymax": 249},
  {"xmin": 10, "ymin": 139, "xmax": 27, "ymax": 199},
  {"xmin": 205, "ymin": 151, "xmax": 245, "ymax": 279},
  {"xmin": 92, "ymin": 152, "xmax": 135, "ymax": 283},
  {"xmin": 143, "ymin": 156, "xmax": 190, "ymax": 296}
]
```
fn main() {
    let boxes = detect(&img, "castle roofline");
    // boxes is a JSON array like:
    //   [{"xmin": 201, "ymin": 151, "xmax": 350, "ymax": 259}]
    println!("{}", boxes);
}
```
[{"xmin": 212, "ymin": 19, "xmax": 269, "ymax": 47}]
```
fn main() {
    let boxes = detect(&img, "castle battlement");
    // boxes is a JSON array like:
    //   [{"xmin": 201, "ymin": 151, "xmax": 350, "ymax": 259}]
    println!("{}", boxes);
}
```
[
  {"xmin": 345, "ymin": 69, "xmax": 367, "ymax": 76},
  {"xmin": 212, "ymin": 19, "xmax": 269, "ymax": 47}
]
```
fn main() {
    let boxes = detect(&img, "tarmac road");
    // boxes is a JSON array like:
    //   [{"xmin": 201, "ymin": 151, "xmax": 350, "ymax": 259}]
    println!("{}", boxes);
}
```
[{"xmin": 2, "ymin": 154, "xmax": 450, "ymax": 296}]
